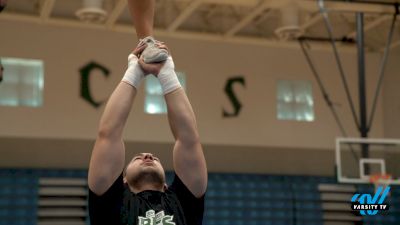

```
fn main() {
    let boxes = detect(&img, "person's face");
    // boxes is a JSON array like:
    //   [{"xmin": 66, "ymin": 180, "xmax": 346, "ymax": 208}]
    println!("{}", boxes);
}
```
[
  {"xmin": 124, "ymin": 153, "xmax": 166, "ymax": 189},
  {"xmin": 0, "ymin": 0, "xmax": 7, "ymax": 12}
]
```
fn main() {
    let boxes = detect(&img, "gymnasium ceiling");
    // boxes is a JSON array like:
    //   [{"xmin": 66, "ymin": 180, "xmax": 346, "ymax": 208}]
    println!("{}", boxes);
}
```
[{"xmin": 1, "ymin": 0, "xmax": 400, "ymax": 51}]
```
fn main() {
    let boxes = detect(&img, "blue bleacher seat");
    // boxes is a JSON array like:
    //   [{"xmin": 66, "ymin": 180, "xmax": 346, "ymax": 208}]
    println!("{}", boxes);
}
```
[{"xmin": 0, "ymin": 168, "xmax": 399, "ymax": 225}]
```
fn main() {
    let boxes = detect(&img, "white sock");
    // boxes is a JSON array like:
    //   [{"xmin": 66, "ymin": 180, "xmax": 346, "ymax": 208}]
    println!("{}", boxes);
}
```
[
  {"xmin": 158, "ymin": 56, "xmax": 181, "ymax": 95},
  {"xmin": 122, "ymin": 54, "xmax": 144, "ymax": 89}
]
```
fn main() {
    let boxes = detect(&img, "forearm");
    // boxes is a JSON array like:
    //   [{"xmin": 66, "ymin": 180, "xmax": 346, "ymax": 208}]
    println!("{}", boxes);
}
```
[
  {"xmin": 89, "ymin": 49, "xmax": 145, "ymax": 195},
  {"xmin": 97, "ymin": 82, "xmax": 137, "ymax": 139},
  {"xmin": 165, "ymin": 88, "xmax": 200, "ymax": 145},
  {"xmin": 165, "ymin": 87, "xmax": 207, "ymax": 198},
  {"xmin": 96, "ymin": 52, "xmax": 144, "ymax": 139},
  {"xmin": 88, "ymin": 82, "xmax": 136, "ymax": 195},
  {"xmin": 150, "ymin": 51, "xmax": 206, "ymax": 197}
]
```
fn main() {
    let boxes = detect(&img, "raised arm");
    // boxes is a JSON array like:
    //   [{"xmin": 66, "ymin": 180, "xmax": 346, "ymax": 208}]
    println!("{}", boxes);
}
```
[
  {"xmin": 166, "ymin": 88, "xmax": 208, "ymax": 198},
  {"xmin": 139, "ymin": 51, "xmax": 207, "ymax": 197},
  {"xmin": 88, "ymin": 47, "xmax": 145, "ymax": 195}
]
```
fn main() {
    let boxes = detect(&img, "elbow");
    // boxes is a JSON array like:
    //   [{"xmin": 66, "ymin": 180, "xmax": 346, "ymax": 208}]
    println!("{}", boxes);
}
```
[
  {"xmin": 178, "ymin": 132, "xmax": 200, "ymax": 147},
  {"xmin": 88, "ymin": 175, "xmax": 109, "ymax": 196},
  {"xmin": 97, "ymin": 127, "xmax": 111, "ymax": 139},
  {"xmin": 97, "ymin": 125, "xmax": 119, "ymax": 140}
]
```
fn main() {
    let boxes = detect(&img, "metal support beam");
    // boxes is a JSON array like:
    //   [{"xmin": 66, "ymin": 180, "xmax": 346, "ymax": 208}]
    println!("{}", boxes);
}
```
[
  {"xmin": 347, "ymin": 15, "xmax": 391, "ymax": 39},
  {"xmin": 205, "ymin": 0, "xmax": 398, "ymax": 13},
  {"xmin": 105, "ymin": 0, "xmax": 126, "ymax": 28},
  {"xmin": 300, "ymin": 0, "xmax": 397, "ymax": 14},
  {"xmin": 368, "ymin": 13, "xmax": 398, "ymax": 131},
  {"xmin": 300, "ymin": 13, "xmax": 323, "ymax": 30},
  {"xmin": 202, "ymin": 0, "xmax": 259, "ymax": 7},
  {"xmin": 356, "ymin": 13, "xmax": 369, "ymax": 161},
  {"xmin": 40, "ymin": 0, "xmax": 56, "ymax": 21},
  {"xmin": 0, "ymin": 11, "xmax": 359, "ymax": 52},
  {"xmin": 318, "ymin": 0, "xmax": 361, "ymax": 130},
  {"xmin": 390, "ymin": 40, "xmax": 400, "ymax": 49},
  {"xmin": 187, "ymin": 0, "xmax": 398, "ymax": 14},
  {"xmin": 167, "ymin": 0, "xmax": 203, "ymax": 32},
  {"xmin": 224, "ymin": 1, "xmax": 271, "ymax": 37},
  {"xmin": 175, "ymin": 0, "xmax": 398, "ymax": 14}
]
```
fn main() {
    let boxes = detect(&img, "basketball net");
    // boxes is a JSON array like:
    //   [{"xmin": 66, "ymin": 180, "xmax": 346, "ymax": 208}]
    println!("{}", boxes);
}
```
[{"xmin": 370, "ymin": 174, "xmax": 392, "ymax": 195}]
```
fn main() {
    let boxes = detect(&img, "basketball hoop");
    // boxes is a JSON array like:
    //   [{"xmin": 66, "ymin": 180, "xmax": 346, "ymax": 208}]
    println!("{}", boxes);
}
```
[{"xmin": 370, "ymin": 174, "xmax": 392, "ymax": 194}]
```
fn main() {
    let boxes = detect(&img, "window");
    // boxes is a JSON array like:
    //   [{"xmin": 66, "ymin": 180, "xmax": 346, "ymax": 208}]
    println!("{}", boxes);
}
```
[
  {"xmin": 144, "ymin": 72, "xmax": 186, "ymax": 114},
  {"xmin": 277, "ymin": 80, "xmax": 314, "ymax": 122},
  {"xmin": 0, "ymin": 57, "xmax": 44, "ymax": 107}
]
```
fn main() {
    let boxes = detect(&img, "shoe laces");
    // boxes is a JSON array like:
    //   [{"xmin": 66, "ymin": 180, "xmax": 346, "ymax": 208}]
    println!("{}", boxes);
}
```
[{"xmin": 138, "ymin": 36, "xmax": 163, "ymax": 47}]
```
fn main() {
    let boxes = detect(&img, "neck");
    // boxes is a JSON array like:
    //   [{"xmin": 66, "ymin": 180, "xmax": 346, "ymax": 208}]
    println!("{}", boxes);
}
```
[{"xmin": 129, "ymin": 183, "xmax": 164, "ymax": 194}]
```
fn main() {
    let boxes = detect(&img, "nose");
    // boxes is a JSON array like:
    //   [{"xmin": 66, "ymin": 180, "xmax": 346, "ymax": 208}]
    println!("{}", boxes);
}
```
[{"xmin": 143, "ymin": 154, "xmax": 153, "ymax": 160}]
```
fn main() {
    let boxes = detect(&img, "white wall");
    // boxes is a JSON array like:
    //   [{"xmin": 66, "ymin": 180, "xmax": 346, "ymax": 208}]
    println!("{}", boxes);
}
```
[
  {"xmin": 1, "ymin": 20, "xmax": 394, "ymax": 175},
  {"xmin": 383, "ymin": 49, "xmax": 400, "ymax": 138},
  {"xmin": 0, "ymin": 20, "xmax": 386, "ymax": 151}
]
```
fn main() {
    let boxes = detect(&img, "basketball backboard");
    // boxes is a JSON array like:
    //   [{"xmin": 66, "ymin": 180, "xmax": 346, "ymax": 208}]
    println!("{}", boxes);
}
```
[{"xmin": 336, "ymin": 138, "xmax": 400, "ymax": 185}]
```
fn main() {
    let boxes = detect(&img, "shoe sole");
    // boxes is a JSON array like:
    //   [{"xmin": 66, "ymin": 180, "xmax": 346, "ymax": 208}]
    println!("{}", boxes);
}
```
[{"xmin": 143, "ymin": 52, "xmax": 169, "ymax": 63}]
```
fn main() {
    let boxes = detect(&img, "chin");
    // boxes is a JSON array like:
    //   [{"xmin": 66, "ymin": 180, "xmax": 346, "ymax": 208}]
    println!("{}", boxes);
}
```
[{"xmin": 128, "ymin": 168, "xmax": 165, "ymax": 188}]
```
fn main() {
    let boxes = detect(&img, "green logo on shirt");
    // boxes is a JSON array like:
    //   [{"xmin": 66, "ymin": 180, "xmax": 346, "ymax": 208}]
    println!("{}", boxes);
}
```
[{"xmin": 138, "ymin": 210, "xmax": 175, "ymax": 225}]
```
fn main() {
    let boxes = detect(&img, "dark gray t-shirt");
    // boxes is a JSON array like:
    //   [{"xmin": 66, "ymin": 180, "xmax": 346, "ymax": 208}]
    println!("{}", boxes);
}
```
[{"xmin": 88, "ymin": 173, "xmax": 204, "ymax": 225}]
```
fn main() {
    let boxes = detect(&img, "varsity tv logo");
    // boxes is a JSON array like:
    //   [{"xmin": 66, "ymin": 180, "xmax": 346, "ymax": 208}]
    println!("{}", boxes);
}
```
[{"xmin": 351, "ymin": 186, "xmax": 391, "ymax": 216}]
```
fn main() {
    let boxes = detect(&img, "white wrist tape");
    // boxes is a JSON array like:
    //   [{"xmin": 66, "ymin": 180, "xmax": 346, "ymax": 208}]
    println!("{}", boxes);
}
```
[
  {"xmin": 158, "ymin": 56, "xmax": 181, "ymax": 94},
  {"xmin": 122, "ymin": 54, "xmax": 144, "ymax": 89}
]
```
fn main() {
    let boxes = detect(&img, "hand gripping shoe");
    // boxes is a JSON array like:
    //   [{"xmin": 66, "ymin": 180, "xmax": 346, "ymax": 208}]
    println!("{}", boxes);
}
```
[{"xmin": 139, "ymin": 36, "xmax": 169, "ymax": 63}]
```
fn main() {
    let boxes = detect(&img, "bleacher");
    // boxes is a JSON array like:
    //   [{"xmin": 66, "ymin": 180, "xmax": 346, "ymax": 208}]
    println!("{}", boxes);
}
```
[
  {"xmin": 0, "ymin": 169, "xmax": 37, "ymax": 225},
  {"xmin": 0, "ymin": 169, "xmax": 399, "ymax": 225}
]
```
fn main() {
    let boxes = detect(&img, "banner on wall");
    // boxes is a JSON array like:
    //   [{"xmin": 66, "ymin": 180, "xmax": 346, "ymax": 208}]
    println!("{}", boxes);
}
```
[
  {"xmin": 223, "ymin": 76, "xmax": 245, "ymax": 118},
  {"xmin": 79, "ymin": 61, "xmax": 110, "ymax": 108},
  {"xmin": 78, "ymin": 62, "xmax": 246, "ymax": 118}
]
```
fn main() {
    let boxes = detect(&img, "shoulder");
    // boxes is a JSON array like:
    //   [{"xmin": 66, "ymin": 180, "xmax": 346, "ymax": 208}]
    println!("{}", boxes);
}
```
[
  {"xmin": 168, "ymin": 173, "xmax": 205, "ymax": 225},
  {"xmin": 88, "ymin": 174, "xmax": 127, "ymax": 225},
  {"xmin": 89, "ymin": 173, "xmax": 126, "ymax": 203},
  {"xmin": 168, "ymin": 173, "xmax": 205, "ymax": 202}
]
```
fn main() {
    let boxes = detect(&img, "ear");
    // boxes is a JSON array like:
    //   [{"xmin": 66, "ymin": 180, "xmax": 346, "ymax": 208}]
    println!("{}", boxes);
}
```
[
  {"xmin": 163, "ymin": 183, "xmax": 168, "ymax": 191},
  {"xmin": 123, "ymin": 177, "xmax": 128, "ymax": 184}
]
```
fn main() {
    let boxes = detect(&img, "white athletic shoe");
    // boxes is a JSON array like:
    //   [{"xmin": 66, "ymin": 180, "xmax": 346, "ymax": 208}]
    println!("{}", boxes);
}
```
[{"xmin": 138, "ymin": 36, "xmax": 169, "ymax": 63}]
